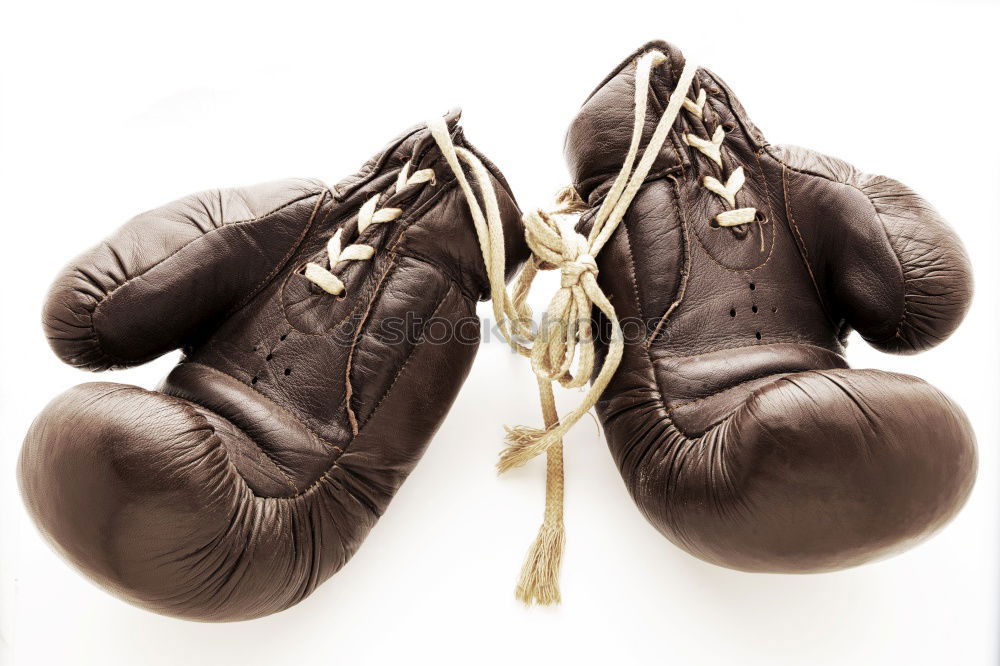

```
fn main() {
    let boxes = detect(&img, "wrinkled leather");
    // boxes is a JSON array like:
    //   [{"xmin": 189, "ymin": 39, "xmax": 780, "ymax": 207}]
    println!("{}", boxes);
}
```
[
  {"xmin": 567, "ymin": 41, "xmax": 976, "ymax": 572},
  {"xmin": 19, "ymin": 114, "xmax": 527, "ymax": 620}
]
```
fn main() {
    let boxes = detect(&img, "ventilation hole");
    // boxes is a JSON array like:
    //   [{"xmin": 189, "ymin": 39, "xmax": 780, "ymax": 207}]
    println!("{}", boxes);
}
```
[
  {"xmin": 772, "ymin": 306, "xmax": 778, "ymax": 313},
  {"xmin": 265, "ymin": 353, "xmax": 273, "ymax": 361},
  {"xmin": 251, "ymin": 377, "xmax": 258, "ymax": 385},
  {"xmin": 729, "ymin": 308, "xmax": 736, "ymax": 317},
  {"xmin": 751, "ymin": 305, "xmax": 758, "ymax": 313},
  {"xmin": 749, "ymin": 282, "xmax": 756, "ymax": 290},
  {"xmin": 252, "ymin": 346, "xmax": 258, "ymax": 352},
  {"xmin": 284, "ymin": 368, "xmax": 292, "ymax": 376},
  {"xmin": 755, "ymin": 331, "xmax": 762, "ymax": 340},
  {"xmin": 279, "ymin": 334, "xmax": 287, "ymax": 341}
]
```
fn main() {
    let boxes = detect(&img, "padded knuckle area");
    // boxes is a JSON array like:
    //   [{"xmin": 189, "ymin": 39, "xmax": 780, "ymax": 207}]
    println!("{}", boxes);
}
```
[
  {"xmin": 604, "ymin": 366, "xmax": 976, "ymax": 574},
  {"xmin": 16, "ymin": 382, "xmax": 334, "ymax": 621}
]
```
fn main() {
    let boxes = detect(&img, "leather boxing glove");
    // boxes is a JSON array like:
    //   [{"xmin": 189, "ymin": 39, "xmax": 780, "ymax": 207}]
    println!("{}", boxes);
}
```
[
  {"xmin": 18, "ymin": 113, "xmax": 527, "ymax": 620},
  {"xmin": 554, "ymin": 41, "xmax": 976, "ymax": 573}
]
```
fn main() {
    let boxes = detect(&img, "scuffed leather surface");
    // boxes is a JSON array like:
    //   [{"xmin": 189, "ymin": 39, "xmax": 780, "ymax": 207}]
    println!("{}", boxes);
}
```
[
  {"xmin": 19, "ymin": 116, "xmax": 527, "ymax": 620},
  {"xmin": 570, "ymin": 41, "xmax": 976, "ymax": 572}
]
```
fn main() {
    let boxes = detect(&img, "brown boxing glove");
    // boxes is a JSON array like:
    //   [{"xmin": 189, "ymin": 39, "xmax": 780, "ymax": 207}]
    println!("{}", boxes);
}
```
[
  {"xmin": 498, "ymin": 41, "xmax": 975, "ymax": 598},
  {"xmin": 18, "ymin": 112, "xmax": 527, "ymax": 621}
]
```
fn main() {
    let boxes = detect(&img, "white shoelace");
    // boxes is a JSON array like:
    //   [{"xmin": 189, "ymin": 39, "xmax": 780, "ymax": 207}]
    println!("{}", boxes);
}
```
[
  {"xmin": 682, "ymin": 87, "xmax": 763, "ymax": 246},
  {"xmin": 303, "ymin": 50, "xmax": 758, "ymax": 604},
  {"xmin": 304, "ymin": 165, "xmax": 436, "ymax": 296}
]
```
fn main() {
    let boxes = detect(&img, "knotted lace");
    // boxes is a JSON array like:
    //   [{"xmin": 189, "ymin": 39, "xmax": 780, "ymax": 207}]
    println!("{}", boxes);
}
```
[
  {"xmin": 501, "ymin": 49, "xmax": 767, "ymax": 605},
  {"xmin": 490, "ymin": 51, "xmax": 701, "ymax": 606},
  {"xmin": 303, "ymin": 50, "xmax": 757, "ymax": 606}
]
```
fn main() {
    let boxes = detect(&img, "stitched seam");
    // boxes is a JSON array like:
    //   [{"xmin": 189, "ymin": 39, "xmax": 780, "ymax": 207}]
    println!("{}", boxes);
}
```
[
  {"xmin": 274, "ymin": 283, "xmax": 458, "ymax": 503},
  {"xmin": 659, "ymin": 82, "xmax": 772, "ymax": 275},
  {"xmin": 89, "ymin": 189, "xmax": 324, "ymax": 364},
  {"xmin": 223, "ymin": 190, "xmax": 331, "ymax": 320},
  {"xmin": 781, "ymin": 165, "xmax": 826, "ymax": 304},
  {"xmin": 764, "ymin": 146, "xmax": 847, "ymax": 182},
  {"xmin": 384, "ymin": 174, "xmax": 486, "ymax": 297},
  {"xmin": 390, "ymin": 248, "xmax": 481, "ymax": 302},
  {"xmin": 706, "ymin": 70, "xmax": 766, "ymax": 150},
  {"xmin": 585, "ymin": 166, "xmax": 684, "ymax": 205},
  {"xmin": 151, "ymin": 388, "xmax": 266, "ymax": 498},
  {"xmin": 654, "ymin": 60, "xmax": 688, "ymax": 174},
  {"xmin": 183, "ymin": 361, "xmax": 344, "ymax": 454},
  {"xmin": 665, "ymin": 367, "xmax": 843, "ymax": 439},
  {"xmin": 96, "ymin": 190, "xmax": 322, "ymax": 308},
  {"xmin": 156, "ymin": 387, "xmax": 323, "ymax": 503},
  {"xmin": 621, "ymin": 199, "xmax": 645, "ymax": 321},
  {"xmin": 685, "ymin": 183, "xmax": 775, "ymax": 273},
  {"xmin": 669, "ymin": 381, "xmax": 769, "ymax": 412},
  {"xmin": 654, "ymin": 340, "xmax": 845, "ymax": 360},
  {"xmin": 175, "ymin": 389, "xmax": 299, "ymax": 494},
  {"xmin": 276, "ymin": 197, "xmax": 460, "ymax": 455},
  {"xmin": 667, "ymin": 372, "xmax": 802, "ymax": 411},
  {"xmin": 342, "ymin": 253, "xmax": 400, "ymax": 436},
  {"xmin": 847, "ymin": 179, "xmax": 909, "ymax": 344},
  {"xmin": 646, "ymin": 177, "xmax": 691, "ymax": 346},
  {"xmin": 226, "ymin": 193, "xmax": 333, "ymax": 384},
  {"xmin": 681, "ymin": 79, "xmax": 770, "ymax": 265},
  {"xmin": 281, "ymin": 177, "xmax": 458, "ymax": 336},
  {"xmin": 779, "ymin": 164, "xmax": 844, "ymax": 334},
  {"xmin": 279, "ymin": 258, "xmax": 387, "ymax": 337},
  {"xmin": 749, "ymin": 130, "xmax": 776, "ymax": 251},
  {"xmin": 361, "ymin": 281, "xmax": 456, "ymax": 431},
  {"xmin": 775, "ymin": 153, "xmax": 895, "ymax": 336}
]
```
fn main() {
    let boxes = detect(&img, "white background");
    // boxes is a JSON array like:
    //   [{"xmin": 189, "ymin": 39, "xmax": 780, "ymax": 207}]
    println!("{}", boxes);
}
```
[{"xmin": 1, "ymin": 1, "xmax": 997, "ymax": 664}]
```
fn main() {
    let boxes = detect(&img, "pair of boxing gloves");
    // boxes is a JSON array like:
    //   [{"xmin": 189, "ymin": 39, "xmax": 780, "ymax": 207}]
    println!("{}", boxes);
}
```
[{"xmin": 19, "ymin": 40, "xmax": 976, "ymax": 621}]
